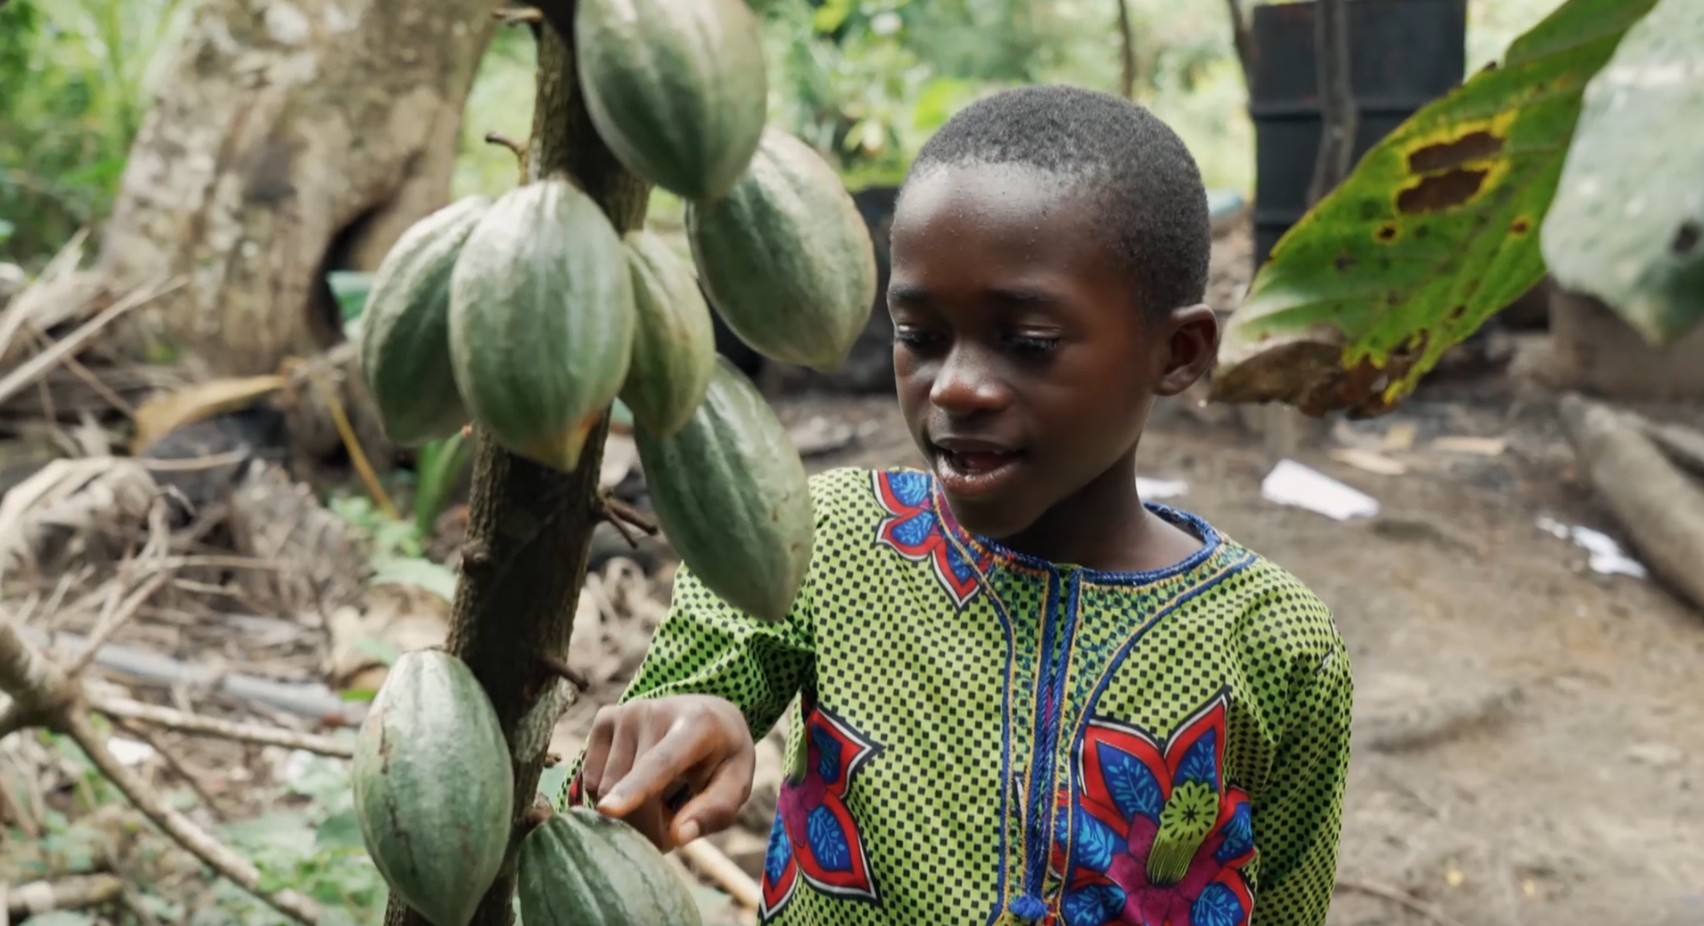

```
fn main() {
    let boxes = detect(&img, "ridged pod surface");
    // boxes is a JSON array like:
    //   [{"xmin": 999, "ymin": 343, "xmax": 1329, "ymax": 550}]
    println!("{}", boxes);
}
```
[
  {"xmin": 619, "ymin": 230, "xmax": 717, "ymax": 437},
  {"xmin": 352, "ymin": 650, "xmax": 513, "ymax": 926},
  {"xmin": 575, "ymin": 0, "xmax": 766, "ymax": 201},
  {"xmin": 517, "ymin": 808, "xmax": 704, "ymax": 926},
  {"xmin": 448, "ymin": 178, "xmax": 635, "ymax": 472},
  {"xmin": 635, "ymin": 357, "xmax": 813, "ymax": 622},
  {"xmin": 357, "ymin": 196, "xmax": 489, "ymax": 446},
  {"xmin": 687, "ymin": 128, "xmax": 878, "ymax": 371}
]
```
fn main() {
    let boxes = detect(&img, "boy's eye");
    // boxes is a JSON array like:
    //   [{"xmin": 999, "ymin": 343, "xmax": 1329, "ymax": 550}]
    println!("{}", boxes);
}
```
[
  {"xmin": 893, "ymin": 325, "xmax": 941, "ymax": 349},
  {"xmin": 1007, "ymin": 333, "xmax": 1061, "ymax": 353}
]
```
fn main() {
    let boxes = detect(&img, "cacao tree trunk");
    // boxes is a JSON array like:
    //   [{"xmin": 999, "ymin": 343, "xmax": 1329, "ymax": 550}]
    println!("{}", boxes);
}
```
[
  {"xmin": 380, "ymin": 7, "xmax": 650, "ymax": 926},
  {"xmin": 96, "ymin": 0, "xmax": 497, "ymax": 377}
]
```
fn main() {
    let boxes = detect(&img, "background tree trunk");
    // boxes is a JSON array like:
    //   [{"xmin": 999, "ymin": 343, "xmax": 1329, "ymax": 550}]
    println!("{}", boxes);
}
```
[
  {"xmin": 380, "ymin": 6, "xmax": 651, "ymax": 926},
  {"xmin": 96, "ymin": 0, "xmax": 497, "ymax": 377}
]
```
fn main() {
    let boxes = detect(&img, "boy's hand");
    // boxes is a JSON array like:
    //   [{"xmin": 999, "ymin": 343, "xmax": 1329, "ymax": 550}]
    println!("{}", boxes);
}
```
[{"xmin": 580, "ymin": 694, "xmax": 755, "ymax": 852}]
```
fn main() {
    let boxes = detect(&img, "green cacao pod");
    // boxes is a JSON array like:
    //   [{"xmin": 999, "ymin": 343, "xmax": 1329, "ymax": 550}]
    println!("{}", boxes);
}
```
[
  {"xmin": 352, "ymin": 649, "xmax": 513, "ymax": 926},
  {"xmin": 448, "ymin": 177, "xmax": 635, "ymax": 472},
  {"xmin": 635, "ymin": 356, "xmax": 813, "ymax": 622},
  {"xmin": 357, "ymin": 196, "xmax": 489, "ymax": 446},
  {"xmin": 518, "ymin": 808, "xmax": 704, "ymax": 926},
  {"xmin": 619, "ymin": 230, "xmax": 716, "ymax": 437},
  {"xmin": 575, "ymin": 0, "xmax": 766, "ymax": 202},
  {"xmin": 686, "ymin": 127, "xmax": 878, "ymax": 371}
]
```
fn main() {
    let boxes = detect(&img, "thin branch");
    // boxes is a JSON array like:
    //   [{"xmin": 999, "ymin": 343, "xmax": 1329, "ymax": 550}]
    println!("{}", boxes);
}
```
[
  {"xmin": 537, "ymin": 654, "xmax": 589, "ymax": 693},
  {"xmin": 0, "ymin": 618, "xmax": 75, "ymax": 736},
  {"xmin": 596, "ymin": 497, "xmax": 654, "ymax": 538},
  {"xmin": 110, "ymin": 716, "xmax": 234, "ymax": 821},
  {"xmin": 1307, "ymin": 0, "xmax": 1358, "ymax": 206},
  {"xmin": 90, "ymin": 694, "xmax": 353, "ymax": 758},
  {"xmin": 6, "ymin": 874, "xmax": 125, "ymax": 919},
  {"xmin": 1225, "ymin": 0, "xmax": 1254, "ymax": 95},
  {"xmin": 67, "ymin": 572, "xmax": 171, "ymax": 677},
  {"xmin": 1116, "ymin": 0, "xmax": 1137, "ymax": 100},
  {"xmin": 492, "ymin": 5, "xmax": 542, "ymax": 24},
  {"xmin": 62, "ymin": 708, "xmax": 323, "ymax": 923},
  {"xmin": 0, "ymin": 276, "xmax": 182, "ymax": 407}
]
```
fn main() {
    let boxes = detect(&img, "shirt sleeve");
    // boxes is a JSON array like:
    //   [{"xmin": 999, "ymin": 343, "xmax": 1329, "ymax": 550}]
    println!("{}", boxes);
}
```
[
  {"xmin": 1250, "ymin": 626, "xmax": 1354, "ymax": 926},
  {"xmin": 556, "ymin": 512, "xmax": 820, "ymax": 809}
]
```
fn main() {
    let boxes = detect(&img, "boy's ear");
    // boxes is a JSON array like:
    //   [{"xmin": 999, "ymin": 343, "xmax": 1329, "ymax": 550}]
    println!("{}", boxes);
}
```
[{"xmin": 1154, "ymin": 303, "xmax": 1220, "ymax": 398}]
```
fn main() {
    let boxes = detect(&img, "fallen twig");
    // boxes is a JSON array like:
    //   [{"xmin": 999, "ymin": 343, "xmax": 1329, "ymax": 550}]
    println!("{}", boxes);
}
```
[
  {"xmin": 61, "ymin": 708, "xmax": 324, "ymax": 923},
  {"xmin": 109, "ymin": 716, "xmax": 235, "ymax": 820},
  {"xmin": 1334, "ymin": 877, "xmax": 1470, "ymax": 926},
  {"xmin": 0, "ymin": 614, "xmax": 324, "ymax": 923},
  {"xmin": 67, "ymin": 572, "xmax": 172, "ymax": 676},
  {"xmin": 5, "ymin": 873, "xmax": 125, "ymax": 919},
  {"xmin": 91, "ymin": 694, "xmax": 353, "ymax": 758},
  {"xmin": 678, "ymin": 838, "xmax": 762, "ymax": 912},
  {"xmin": 0, "ymin": 275, "xmax": 181, "ymax": 407}
]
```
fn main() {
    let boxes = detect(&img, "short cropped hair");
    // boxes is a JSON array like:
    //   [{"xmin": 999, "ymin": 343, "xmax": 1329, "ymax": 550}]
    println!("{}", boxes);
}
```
[{"xmin": 904, "ymin": 84, "xmax": 1211, "ymax": 316}]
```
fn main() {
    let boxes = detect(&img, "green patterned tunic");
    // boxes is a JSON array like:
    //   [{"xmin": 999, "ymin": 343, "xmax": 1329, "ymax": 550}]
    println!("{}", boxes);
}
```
[{"xmin": 561, "ymin": 466, "xmax": 1353, "ymax": 926}]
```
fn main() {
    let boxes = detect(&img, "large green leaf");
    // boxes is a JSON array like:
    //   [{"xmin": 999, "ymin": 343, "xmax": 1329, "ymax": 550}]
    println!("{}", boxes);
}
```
[
  {"xmin": 1211, "ymin": 0, "xmax": 1660, "ymax": 416},
  {"xmin": 1541, "ymin": 0, "xmax": 1704, "ymax": 346}
]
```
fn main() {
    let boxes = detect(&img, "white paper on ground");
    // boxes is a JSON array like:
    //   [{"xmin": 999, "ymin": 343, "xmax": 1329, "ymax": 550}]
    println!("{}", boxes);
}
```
[
  {"xmin": 1536, "ymin": 515, "xmax": 1648, "ymax": 579},
  {"xmin": 1260, "ymin": 459, "xmax": 1380, "ymax": 520},
  {"xmin": 1137, "ymin": 476, "xmax": 1189, "ymax": 500}
]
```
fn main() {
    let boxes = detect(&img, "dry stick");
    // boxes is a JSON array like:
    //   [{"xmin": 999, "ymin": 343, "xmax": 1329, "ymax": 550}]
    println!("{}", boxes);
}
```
[
  {"xmin": 24, "ymin": 324, "xmax": 137, "ymax": 418},
  {"xmin": 1224, "ymin": 0, "xmax": 1254, "ymax": 94},
  {"xmin": 5, "ymin": 874, "xmax": 125, "ymax": 919},
  {"xmin": 0, "ymin": 276, "xmax": 181, "ymax": 407},
  {"xmin": 1334, "ymin": 878, "xmax": 1471, "ymax": 926},
  {"xmin": 678, "ymin": 839, "xmax": 762, "ymax": 912},
  {"xmin": 492, "ymin": 5, "xmax": 542, "ymax": 24},
  {"xmin": 90, "ymin": 694, "xmax": 353, "ymax": 758},
  {"xmin": 0, "ymin": 227, "xmax": 89, "ymax": 363},
  {"xmin": 60, "ymin": 708, "xmax": 324, "ymax": 924},
  {"xmin": 484, "ymin": 132, "xmax": 527, "ymax": 160},
  {"xmin": 67, "ymin": 572, "xmax": 171, "ymax": 677},
  {"xmin": 292, "ymin": 363, "xmax": 397, "ymax": 520},
  {"xmin": 109, "ymin": 716, "xmax": 234, "ymax": 821}
]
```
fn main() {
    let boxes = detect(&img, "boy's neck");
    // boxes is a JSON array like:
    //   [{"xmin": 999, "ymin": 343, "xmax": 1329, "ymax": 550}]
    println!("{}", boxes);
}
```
[{"xmin": 997, "ymin": 452, "xmax": 1205, "ymax": 574}]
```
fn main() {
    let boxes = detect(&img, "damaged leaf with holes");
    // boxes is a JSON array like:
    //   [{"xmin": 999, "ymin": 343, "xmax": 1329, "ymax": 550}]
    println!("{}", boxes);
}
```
[
  {"xmin": 1211, "ymin": 0, "xmax": 1661, "ymax": 417},
  {"xmin": 1541, "ymin": 0, "xmax": 1704, "ymax": 348}
]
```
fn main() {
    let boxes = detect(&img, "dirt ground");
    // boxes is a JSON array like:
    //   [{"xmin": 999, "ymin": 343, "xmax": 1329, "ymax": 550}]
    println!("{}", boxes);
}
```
[{"xmin": 755, "ymin": 380, "xmax": 1704, "ymax": 926}]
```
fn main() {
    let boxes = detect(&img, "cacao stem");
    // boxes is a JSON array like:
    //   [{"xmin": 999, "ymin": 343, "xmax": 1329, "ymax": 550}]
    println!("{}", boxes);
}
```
[
  {"xmin": 483, "ymin": 132, "xmax": 528, "ymax": 163},
  {"xmin": 379, "ymin": 7, "xmax": 651, "ymax": 926},
  {"xmin": 537, "ymin": 654, "xmax": 590, "ymax": 693}
]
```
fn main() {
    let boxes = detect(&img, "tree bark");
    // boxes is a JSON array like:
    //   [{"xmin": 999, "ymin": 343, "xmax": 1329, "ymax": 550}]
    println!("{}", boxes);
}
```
[
  {"xmin": 379, "ymin": 6, "xmax": 651, "ymax": 926},
  {"xmin": 96, "ymin": 0, "xmax": 497, "ymax": 377}
]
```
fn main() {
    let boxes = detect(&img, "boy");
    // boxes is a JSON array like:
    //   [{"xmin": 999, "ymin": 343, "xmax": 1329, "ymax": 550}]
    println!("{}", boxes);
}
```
[{"xmin": 562, "ymin": 84, "xmax": 1353, "ymax": 926}]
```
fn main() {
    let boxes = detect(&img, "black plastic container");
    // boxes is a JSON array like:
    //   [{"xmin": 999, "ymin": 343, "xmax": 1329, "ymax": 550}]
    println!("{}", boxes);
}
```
[{"xmin": 1249, "ymin": 0, "xmax": 1468, "ymax": 270}]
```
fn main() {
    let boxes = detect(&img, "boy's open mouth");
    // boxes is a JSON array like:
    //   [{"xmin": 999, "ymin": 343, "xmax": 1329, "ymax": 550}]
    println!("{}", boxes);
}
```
[{"xmin": 932, "ymin": 438, "xmax": 1023, "ymax": 497}]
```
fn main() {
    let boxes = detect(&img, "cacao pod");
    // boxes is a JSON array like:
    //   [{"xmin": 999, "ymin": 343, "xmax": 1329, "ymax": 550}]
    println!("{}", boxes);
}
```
[
  {"xmin": 687, "ymin": 127, "xmax": 878, "ymax": 371},
  {"xmin": 518, "ymin": 808, "xmax": 704, "ymax": 926},
  {"xmin": 357, "ymin": 196, "xmax": 489, "ymax": 446},
  {"xmin": 635, "ymin": 356, "xmax": 813, "ymax": 622},
  {"xmin": 575, "ymin": 0, "xmax": 766, "ymax": 202},
  {"xmin": 448, "ymin": 177, "xmax": 635, "ymax": 473},
  {"xmin": 619, "ymin": 230, "xmax": 716, "ymax": 437},
  {"xmin": 352, "ymin": 649, "xmax": 513, "ymax": 926}
]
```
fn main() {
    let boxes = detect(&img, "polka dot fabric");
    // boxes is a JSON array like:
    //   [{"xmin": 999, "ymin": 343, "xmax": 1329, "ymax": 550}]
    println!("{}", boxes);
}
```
[{"xmin": 559, "ymin": 466, "xmax": 1352, "ymax": 926}]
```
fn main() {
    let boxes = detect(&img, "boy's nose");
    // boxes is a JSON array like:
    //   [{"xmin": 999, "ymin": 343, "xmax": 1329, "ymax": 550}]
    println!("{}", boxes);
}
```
[{"xmin": 928, "ymin": 345, "xmax": 1012, "ymax": 417}]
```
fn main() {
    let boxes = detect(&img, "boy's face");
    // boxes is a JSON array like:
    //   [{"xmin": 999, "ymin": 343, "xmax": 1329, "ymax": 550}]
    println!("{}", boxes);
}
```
[{"xmin": 886, "ymin": 162, "xmax": 1217, "ymax": 541}]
